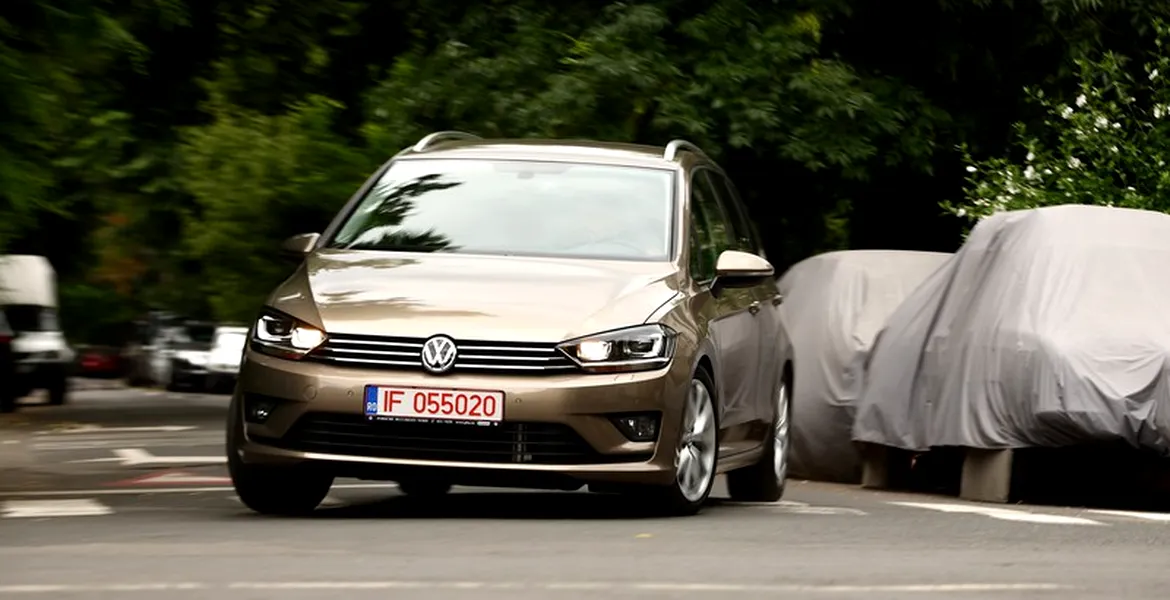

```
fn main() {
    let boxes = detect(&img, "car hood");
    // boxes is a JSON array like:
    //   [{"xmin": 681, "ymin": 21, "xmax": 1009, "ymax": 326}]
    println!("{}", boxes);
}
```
[{"xmin": 268, "ymin": 250, "xmax": 683, "ymax": 343}]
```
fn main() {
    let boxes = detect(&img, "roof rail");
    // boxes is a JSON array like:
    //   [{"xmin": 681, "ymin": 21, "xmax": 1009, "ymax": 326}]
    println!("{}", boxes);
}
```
[
  {"xmin": 412, "ymin": 130, "xmax": 481, "ymax": 152},
  {"xmin": 663, "ymin": 139, "xmax": 709, "ymax": 162}
]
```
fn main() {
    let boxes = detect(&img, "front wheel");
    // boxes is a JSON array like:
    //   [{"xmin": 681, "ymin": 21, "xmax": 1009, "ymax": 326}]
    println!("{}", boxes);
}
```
[
  {"xmin": 229, "ymin": 449, "xmax": 334, "ymax": 516},
  {"xmin": 727, "ymin": 374, "xmax": 791, "ymax": 502},
  {"xmin": 642, "ymin": 369, "xmax": 720, "ymax": 516},
  {"xmin": 46, "ymin": 373, "xmax": 68, "ymax": 406}
]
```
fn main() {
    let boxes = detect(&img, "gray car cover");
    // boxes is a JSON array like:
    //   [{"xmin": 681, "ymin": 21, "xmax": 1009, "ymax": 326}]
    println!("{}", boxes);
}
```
[
  {"xmin": 853, "ymin": 204, "xmax": 1170, "ymax": 456},
  {"xmin": 777, "ymin": 250, "xmax": 952, "ymax": 482}
]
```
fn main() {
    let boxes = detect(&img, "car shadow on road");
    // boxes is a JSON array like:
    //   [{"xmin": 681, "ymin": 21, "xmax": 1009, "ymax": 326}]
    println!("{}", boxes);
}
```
[{"xmin": 262, "ymin": 491, "xmax": 724, "ymax": 521}]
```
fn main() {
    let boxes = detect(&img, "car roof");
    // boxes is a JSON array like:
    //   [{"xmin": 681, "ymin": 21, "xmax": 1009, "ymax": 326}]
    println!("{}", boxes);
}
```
[{"xmin": 393, "ymin": 135, "xmax": 716, "ymax": 172}]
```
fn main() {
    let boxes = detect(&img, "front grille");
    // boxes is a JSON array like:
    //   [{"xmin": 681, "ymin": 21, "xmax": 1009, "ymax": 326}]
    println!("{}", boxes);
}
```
[
  {"xmin": 263, "ymin": 413, "xmax": 649, "ymax": 465},
  {"xmin": 308, "ymin": 333, "xmax": 578, "ymax": 375}
]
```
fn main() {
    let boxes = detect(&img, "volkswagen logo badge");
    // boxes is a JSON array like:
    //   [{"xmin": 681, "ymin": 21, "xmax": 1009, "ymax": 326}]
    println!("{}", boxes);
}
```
[{"xmin": 420, "ymin": 335, "xmax": 458, "ymax": 374}]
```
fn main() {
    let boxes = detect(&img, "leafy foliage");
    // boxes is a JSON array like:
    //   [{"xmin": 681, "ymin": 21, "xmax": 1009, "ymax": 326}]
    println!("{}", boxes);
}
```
[
  {"xmin": 948, "ymin": 20, "xmax": 1170, "ymax": 223},
  {"xmin": 1, "ymin": 0, "xmax": 1167, "ymax": 341},
  {"xmin": 178, "ymin": 92, "xmax": 376, "ymax": 322}
]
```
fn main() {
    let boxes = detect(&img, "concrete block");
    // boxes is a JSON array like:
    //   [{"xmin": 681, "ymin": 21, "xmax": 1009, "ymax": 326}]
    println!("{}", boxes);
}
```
[{"xmin": 960, "ymin": 448, "xmax": 1014, "ymax": 503}]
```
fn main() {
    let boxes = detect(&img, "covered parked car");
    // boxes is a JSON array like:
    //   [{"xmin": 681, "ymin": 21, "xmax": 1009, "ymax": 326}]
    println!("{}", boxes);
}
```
[
  {"xmin": 228, "ymin": 132, "xmax": 793, "ymax": 517},
  {"xmin": 776, "ymin": 250, "xmax": 951, "ymax": 483},
  {"xmin": 854, "ymin": 205, "xmax": 1170, "ymax": 462}
]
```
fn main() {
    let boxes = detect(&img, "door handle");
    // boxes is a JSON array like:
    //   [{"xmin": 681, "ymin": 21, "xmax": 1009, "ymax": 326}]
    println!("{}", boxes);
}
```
[
  {"xmin": 771, "ymin": 294, "xmax": 784, "ymax": 306},
  {"xmin": 748, "ymin": 301, "xmax": 761, "ymax": 315}
]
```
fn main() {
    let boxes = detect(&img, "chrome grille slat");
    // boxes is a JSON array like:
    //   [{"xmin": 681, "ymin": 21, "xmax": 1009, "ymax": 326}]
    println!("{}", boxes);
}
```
[{"xmin": 308, "ymin": 333, "xmax": 578, "ymax": 375}]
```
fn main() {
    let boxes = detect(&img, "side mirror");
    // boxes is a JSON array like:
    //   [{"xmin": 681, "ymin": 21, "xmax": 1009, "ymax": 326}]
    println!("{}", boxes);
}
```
[
  {"xmin": 714, "ymin": 250, "xmax": 774, "ymax": 289},
  {"xmin": 281, "ymin": 233, "xmax": 320, "ymax": 258}
]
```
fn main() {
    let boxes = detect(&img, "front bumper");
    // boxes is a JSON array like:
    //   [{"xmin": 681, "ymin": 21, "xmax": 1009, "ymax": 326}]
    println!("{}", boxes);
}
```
[{"xmin": 232, "ymin": 348, "xmax": 691, "ymax": 487}]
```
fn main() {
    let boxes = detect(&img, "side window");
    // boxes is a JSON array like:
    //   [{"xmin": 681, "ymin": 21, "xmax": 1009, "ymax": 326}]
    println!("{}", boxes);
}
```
[
  {"xmin": 688, "ymin": 169, "xmax": 736, "ymax": 282},
  {"xmin": 705, "ymin": 171, "xmax": 762, "ymax": 255}
]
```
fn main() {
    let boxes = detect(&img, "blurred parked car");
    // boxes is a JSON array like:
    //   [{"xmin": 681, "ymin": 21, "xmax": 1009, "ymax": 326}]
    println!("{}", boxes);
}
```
[
  {"xmin": 0, "ymin": 255, "xmax": 73, "ymax": 407},
  {"xmin": 207, "ymin": 325, "xmax": 248, "ymax": 392},
  {"xmin": 75, "ymin": 345, "xmax": 129, "ymax": 379},
  {"xmin": 123, "ymin": 315, "xmax": 218, "ymax": 391},
  {"xmin": 124, "ymin": 311, "xmax": 180, "ymax": 386},
  {"xmin": 228, "ymin": 132, "xmax": 793, "ymax": 517},
  {"xmin": 0, "ymin": 312, "xmax": 15, "ymax": 413},
  {"xmin": 162, "ymin": 321, "xmax": 216, "ymax": 391},
  {"xmin": 855, "ymin": 205, "xmax": 1170, "ymax": 497},
  {"xmin": 775, "ymin": 250, "xmax": 951, "ymax": 484}
]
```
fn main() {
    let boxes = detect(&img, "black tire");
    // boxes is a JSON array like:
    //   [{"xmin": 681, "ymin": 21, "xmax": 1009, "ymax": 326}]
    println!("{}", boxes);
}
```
[
  {"xmin": 727, "ymin": 369, "xmax": 791, "ymax": 502},
  {"xmin": 397, "ymin": 479, "xmax": 453, "ymax": 498},
  {"xmin": 229, "ymin": 451, "xmax": 334, "ymax": 516},
  {"xmin": 641, "ymin": 367, "xmax": 720, "ymax": 516},
  {"xmin": 227, "ymin": 401, "xmax": 333, "ymax": 516},
  {"xmin": 0, "ymin": 389, "xmax": 15, "ymax": 414},
  {"xmin": 47, "ymin": 373, "xmax": 68, "ymax": 406}
]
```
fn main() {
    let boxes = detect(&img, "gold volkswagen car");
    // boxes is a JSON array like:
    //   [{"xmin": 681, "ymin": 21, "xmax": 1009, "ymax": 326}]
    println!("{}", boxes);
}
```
[{"xmin": 227, "ymin": 132, "xmax": 794, "ymax": 516}]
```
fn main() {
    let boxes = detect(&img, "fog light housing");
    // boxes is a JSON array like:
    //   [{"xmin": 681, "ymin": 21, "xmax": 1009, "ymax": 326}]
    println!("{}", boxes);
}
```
[
  {"xmin": 243, "ymin": 394, "xmax": 278, "ymax": 424},
  {"xmin": 610, "ymin": 413, "xmax": 660, "ymax": 442}
]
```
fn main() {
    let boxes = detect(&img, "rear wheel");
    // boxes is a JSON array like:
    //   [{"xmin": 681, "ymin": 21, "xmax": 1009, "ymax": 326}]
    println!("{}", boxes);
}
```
[
  {"xmin": 727, "ymin": 372, "xmax": 791, "ymax": 502},
  {"xmin": 642, "ymin": 368, "xmax": 719, "ymax": 516}
]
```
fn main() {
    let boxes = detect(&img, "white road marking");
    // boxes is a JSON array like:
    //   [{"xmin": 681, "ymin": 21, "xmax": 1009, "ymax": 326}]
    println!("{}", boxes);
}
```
[
  {"xmin": 35, "ymin": 425, "xmax": 196, "ymax": 435},
  {"xmin": 722, "ymin": 499, "xmax": 866, "ymax": 515},
  {"xmin": 1, "ymin": 499, "xmax": 112, "ymax": 518},
  {"xmin": 1087, "ymin": 509, "xmax": 1170, "ymax": 522},
  {"xmin": 65, "ymin": 448, "xmax": 226, "ymax": 466},
  {"xmin": 50, "ymin": 439, "xmax": 221, "ymax": 452},
  {"xmin": 892, "ymin": 501, "xmax": 1106, "ymax": 525},
  {"xmin": 0, "ymin": 581, "xmax": 1076, "ymax": 594},
  {"xmin": 111, "ymin": 471, "xmax": 232, "ymax": 486},
  {"xmin": 0, "ymin": 482, "xmax": 399, "ymax": 498}
]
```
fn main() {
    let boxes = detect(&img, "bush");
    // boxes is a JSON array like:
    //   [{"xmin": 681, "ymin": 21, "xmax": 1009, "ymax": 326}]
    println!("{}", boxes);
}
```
[{"xmin": 945, "ymin": 20, "xmax": 1170, "ymax": 223}]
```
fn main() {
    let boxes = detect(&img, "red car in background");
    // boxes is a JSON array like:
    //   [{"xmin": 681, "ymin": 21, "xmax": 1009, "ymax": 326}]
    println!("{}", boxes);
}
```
[{"xmin": 74, "ymin": 345, "xmax": 128, "ymax": 379}]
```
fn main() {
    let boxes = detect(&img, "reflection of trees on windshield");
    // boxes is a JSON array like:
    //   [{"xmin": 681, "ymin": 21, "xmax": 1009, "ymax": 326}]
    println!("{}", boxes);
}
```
[{"xmin": 334, "ymin": 174, "xmax": 461, "ymax": 252}]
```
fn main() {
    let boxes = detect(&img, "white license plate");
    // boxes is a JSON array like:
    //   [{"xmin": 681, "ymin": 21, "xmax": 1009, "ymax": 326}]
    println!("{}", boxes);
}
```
[{"xmin": 364, "ymin": 385, "xmax": 504, "ymax": 424}]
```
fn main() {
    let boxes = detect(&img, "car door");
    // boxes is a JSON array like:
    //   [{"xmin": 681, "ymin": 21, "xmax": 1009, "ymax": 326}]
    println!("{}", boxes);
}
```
[
  {"xmin": 687, "ymin": 168, "xmax": 761, "ymax": 457},
  {"xmin": 707, "ymin": 170, "xmax": 783, "ymax": 427}
]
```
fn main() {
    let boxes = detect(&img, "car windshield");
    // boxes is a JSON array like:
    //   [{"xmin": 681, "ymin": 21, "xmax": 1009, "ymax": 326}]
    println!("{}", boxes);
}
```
[
  {"xmin": 2, "ymin": 305, "xmax": 56, "ymax": 332},
  {"xmin": 327, "ymin": 158, "xmax": 675, "ymax": 261}
]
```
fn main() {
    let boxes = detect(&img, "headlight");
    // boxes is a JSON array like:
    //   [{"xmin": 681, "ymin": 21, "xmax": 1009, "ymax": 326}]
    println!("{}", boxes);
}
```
[
  {"xmin": 557, "ymin": 324, "xmax": 677, "ymax": 373},
  {"xmin": 250, "ymin": 309, "xmax": 326, "ymax": 360}
]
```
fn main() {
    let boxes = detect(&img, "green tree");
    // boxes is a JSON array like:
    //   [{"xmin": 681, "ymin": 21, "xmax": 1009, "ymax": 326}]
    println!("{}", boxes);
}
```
[
  {"xmin": 178, "ymin": 92, "xmax": 377, "ymax": 322},
  {"xmin": 947, "ymin": 20, "xmax": 1170, "ymax": 224},
  {"xmin": 364, "ymin": 0, "xmax": 946, "ymax": 266}
]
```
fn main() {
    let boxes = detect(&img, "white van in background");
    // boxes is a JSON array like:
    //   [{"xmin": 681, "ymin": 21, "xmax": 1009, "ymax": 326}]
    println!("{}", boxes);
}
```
[{"xmin": 0, "ymin": 255, "xmax": 73, "ymax": 406}]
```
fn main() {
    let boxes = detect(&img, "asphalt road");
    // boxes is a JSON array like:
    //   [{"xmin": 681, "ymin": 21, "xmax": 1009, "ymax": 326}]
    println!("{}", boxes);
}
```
[{"xmin": 1, "ymin": 383, "xmax": 1169, "ymax": 599}]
